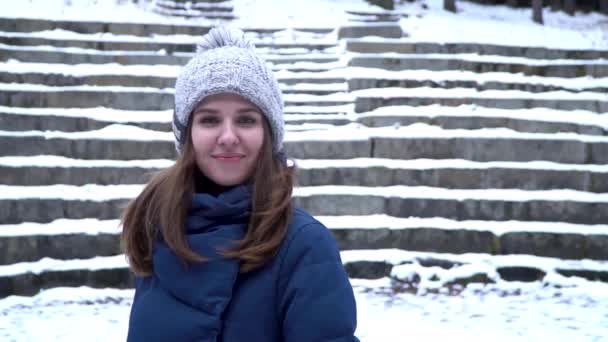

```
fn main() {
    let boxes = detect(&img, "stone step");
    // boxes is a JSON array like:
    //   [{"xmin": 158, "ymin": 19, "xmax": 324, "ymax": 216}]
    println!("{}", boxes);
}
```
[
  {"xmin": 2, "ymin": 124, "xmax": 607, "ymax": 163},
  {"xmin": 0, "ymin": 44, "xmax": 339, "ymax": 65},
  {"xmin": 355, "ymin": 105, "xmax": 608, "ymax": 136},
  {"xmin": 0, "ymin": 255, "xmax": 133, "ymax": 298},
  {"xmin": 0, "ymin": 84, "xmax": 353, "ymax": 110},
  {"xmin": 349, "ymin": 54, "xmax": 608, "ymax": 78},
  {"xmin": 2, "ymin": 61, "xmax": 603, "ymax": 94},
  {"xmin": 154, "ymin": 0, "xmax": 233, "ymax": 11},
  {"xmin": 0, "ymin": 32, "xmax": 336, "ymax": 53},
  {"xmin": 353, "ymin": 87, "xmax": 608, "ymax": 113},
  {"xmin": 337, "ymin": 23, "xmax": 403, "ymax": 39},
  {"xmin": 1, "ymin": 156, "xmax": 607, "ymax": 192},
  {"xmin": 345, "ymin": 10, "xmax": 404, "ymax": 22},
  {"xmin": 0, "ymin": 71, "xmax": 345, "ymax": 94},
  {"xmin": 0, "ymin": 17, "xmax": 333, "ymax": 37},
  {"xmin": 345, "ymin": 40, "xmax": 608, "ymax": 60},
  {"xmin": 0, "ymin": 124, "xmax": 371, "ymax": 160},
  {"xmin": 0, "ymin": 107, "xmax": 351, "ymax": 132},
  {"xmin": 5, "ymin": 65, "xmax": 605, "ymax": 95},
  {"xmin": 2, "ymin": 246, "xmax": 607, "ymax": 297},
  {"xmin": 340, "ymin": 249, "xmax": 608, "ymax": 283},
  {"xmin": 151, "ymin": 7, "xmax": 237, "ymax": 19},
  {"xmin": 4, "ymin": 102, "xmax": 605, "ymax": 136},
  {"xmin": 2, "ymin": 216, "xmax": 607, "ymax": 267},
  {"xmin": 0, "ymin": 184, "xmax": 606, "ymax": 225},
  {"xmin": 347, "ymin": 72, "xmax": 608, "ymax": 94}
]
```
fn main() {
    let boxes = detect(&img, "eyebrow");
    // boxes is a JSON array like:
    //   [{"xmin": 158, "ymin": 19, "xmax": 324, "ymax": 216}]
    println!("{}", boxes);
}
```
[{"xmin": 193, "ymin": 107, "xmax": 261, "ymax": 115}]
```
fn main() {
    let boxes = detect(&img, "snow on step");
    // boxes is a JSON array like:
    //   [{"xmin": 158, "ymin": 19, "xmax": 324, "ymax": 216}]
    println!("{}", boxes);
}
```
[
  {"xmin": 0, "ymin": 255, "xmax": 127, "ymax": 277},
  {"xmin": 3, "ymin": 214, "xmax": 608, "ymax": 238},
  {"xmin": 4, "ymin": 123, "xmax": 608, "ymax": 143},
  {"xmin": 0, "ymin": 82, "xmax": 354, "ymax": 102},
  {"xmin": 341, "ymin": 249, "xmax": 608, "ymax": 275},
  {"xmin": 0, "ymin": 219, "xmax": 121, "ymax": 237},
  {"xmin": 277, "ymin": 67, "xmax": 608, "ymax": 91},
  {"xmin": 0, "ymin": 29, "xmax": 337, "ymax": 45},
  {"xmin": 1, "ymin": 184, "xmax": 608, "ymax": 203},
  {"xmin": 0, "ymin": 248, "xmax": 606, "ymax": 280},
  {"xmin": 316, "ymin": 215, "xmax": 608, "ymax": 236},
  {"xmin": 0, "ymin": 105, "xmax": 172, "ymax": 123},
  {"xmin": 352, "ymin": 87, "xmax": 608, "ymax": 102},
  {"xmin": 351, "ymin": 52, "xmax": 608, "ymax": 66},
  {"xmin": 356, "ymin": 104, "xmax": 608, "ymax": 131},
  {"xmin": 3, "ymin": 155, "xmax": 608, "ymax": 173},
  {"xmin": 2, "ymin": 60, "xmax": 605, "ymax": 92}
]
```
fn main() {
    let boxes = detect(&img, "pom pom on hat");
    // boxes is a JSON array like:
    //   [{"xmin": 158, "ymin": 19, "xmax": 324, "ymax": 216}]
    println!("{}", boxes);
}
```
[{"xmin": 196, "ymin": 27, "xmax": 255, "ymax": 53}]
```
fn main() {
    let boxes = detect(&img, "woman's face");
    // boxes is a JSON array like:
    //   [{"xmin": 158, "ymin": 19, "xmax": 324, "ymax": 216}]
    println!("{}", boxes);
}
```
[{"xmin": 190, "ymin": 93, "xmax": 264, "ymax": 187}]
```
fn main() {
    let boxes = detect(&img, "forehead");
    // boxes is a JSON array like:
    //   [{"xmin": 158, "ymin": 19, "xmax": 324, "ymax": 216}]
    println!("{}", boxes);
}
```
[{"xmin": 194, "ymin": 93, "xmax": 260, "ymax": 112}]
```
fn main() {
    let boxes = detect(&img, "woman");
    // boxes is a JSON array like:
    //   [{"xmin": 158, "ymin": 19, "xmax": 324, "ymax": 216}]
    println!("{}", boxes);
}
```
[{"xmin": 121, "ymin": 27, "xmax": 359, "ymax": 342}]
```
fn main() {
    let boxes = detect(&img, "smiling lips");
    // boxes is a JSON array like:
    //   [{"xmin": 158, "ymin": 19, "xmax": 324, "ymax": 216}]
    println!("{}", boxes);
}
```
[{"xmin": 213, "ymin": 153, "xmax": 245, "ymax": 162}]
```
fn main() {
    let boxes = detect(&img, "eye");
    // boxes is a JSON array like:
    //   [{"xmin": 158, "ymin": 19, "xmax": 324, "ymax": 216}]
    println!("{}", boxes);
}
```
[
  {"xmin": 237, "ymin": 115, "xmax": 257, "ymax": 125},
  {"xmin": 198, "ymin": 116, "xmax": 219, "ymax": 125}
]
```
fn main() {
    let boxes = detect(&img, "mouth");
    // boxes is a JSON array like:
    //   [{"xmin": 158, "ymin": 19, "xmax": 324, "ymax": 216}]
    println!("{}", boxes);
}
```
[{"xmin": 212, "ymin": 153, "xmax": 245, "ymax": 162}]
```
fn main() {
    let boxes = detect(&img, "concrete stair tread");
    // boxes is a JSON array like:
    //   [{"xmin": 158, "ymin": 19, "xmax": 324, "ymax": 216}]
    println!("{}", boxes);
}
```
[
  {"xmin": 0, "ymin": 30, "xmax": 337, "ymax": 50},
  {"xmin": 0, "ymin": 17, "xmax": 334, "ymax": 37},
  {"xmin": 0, "ymin": 248, "xmax": 605, "ymax": 283},
  {"xmin": 0, "ymin": 44, "xmax": 339, "ymax": 64},
  {"xmin": 345, "ymin": 39, "xmax": 608, "ymax": 59},
  {"xmin": 3, "ymin": 123, "xmax": 608, "ymax": 162},
  {"xmin": 357, "ymin": 104, "xmax": 608, "ymax": 133},
  {"xmin": 342, "ymin": 249, "xmax": 608, "ymax": 283},
  {"xmin": 2, "ymin": 155, "xmax": 608, "ymax": 173},
  {"xmin": 0, "ymin": 183, "xmax": 606, "ymax": 203},
  {"xmin": 154, "ymin": 0, "xmax": 234, "ymax": 10},
  {"xmin": 350, "ymin": 52, "xmax": 608, "ymax": 66},
  {"xmin": 2, "ymin": 156, "xmax": 607, "ymax": 192},
  {"xmin": 4, "ymin": 122, "xmax": 608, "ymax": 143},
  {"xmin": 353, "ymin": 87, "xmax": 608, "ymax": 113},
  {"xmin": 1, "ymin": 216, "xmax": 606, "ymax": 267},
  {"xmin": 2, "ymin": 215, "xmax": 607, "ymax": 238},
  {"xmin": 2, "ymin": 61, "xmax": 605, "ymax": 93}
]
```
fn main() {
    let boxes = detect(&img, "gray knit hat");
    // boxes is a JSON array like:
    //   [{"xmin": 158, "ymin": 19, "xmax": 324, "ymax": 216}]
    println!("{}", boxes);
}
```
[{"xmin": 173, "ymin": 27, "xmax": 284, "ymax": 156}]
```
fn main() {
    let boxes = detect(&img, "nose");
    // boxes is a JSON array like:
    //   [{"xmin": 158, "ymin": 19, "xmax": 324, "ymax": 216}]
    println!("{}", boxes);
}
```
[{"xmin": 217, "ymin": 121, "xmax": 239, "ymax": 146}]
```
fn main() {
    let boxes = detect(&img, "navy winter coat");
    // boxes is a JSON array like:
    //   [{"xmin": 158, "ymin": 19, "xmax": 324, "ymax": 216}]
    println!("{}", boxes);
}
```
[{"xmin": 127, "ymin": 185, "xmax": 359, "ymax": 341}]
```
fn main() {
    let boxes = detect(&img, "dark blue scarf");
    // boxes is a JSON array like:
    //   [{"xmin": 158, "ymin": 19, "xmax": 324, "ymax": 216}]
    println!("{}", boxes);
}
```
[{"xmin": 151, "ymin": 185, "xmax": 251, "ymax": 336}]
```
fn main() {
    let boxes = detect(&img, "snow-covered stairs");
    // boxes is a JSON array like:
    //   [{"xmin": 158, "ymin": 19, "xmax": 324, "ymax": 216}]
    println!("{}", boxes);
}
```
[{"xmin": 1, "ymin": 12, "xmax": 608, "ymax": 298}]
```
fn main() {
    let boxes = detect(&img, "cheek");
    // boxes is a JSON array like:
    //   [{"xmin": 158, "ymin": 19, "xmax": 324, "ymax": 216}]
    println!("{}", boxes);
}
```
[
  {"xmin": 191, "ymin": 128, "xmax": 213, "ymax": 155},
  {"xmin": 250, "ymin": 127, "xmax": 265, "ymax": 155}
]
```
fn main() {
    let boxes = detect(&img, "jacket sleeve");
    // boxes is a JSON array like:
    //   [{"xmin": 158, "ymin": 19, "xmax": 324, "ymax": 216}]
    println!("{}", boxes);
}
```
[{"xmin": 278, "ymin": 222, "xmax": 360, "ymax": 342}]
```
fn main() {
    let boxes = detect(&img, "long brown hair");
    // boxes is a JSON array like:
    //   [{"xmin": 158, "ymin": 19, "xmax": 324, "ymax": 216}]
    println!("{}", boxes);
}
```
[{"xmin": 121, "ymin": 113, "xmax": 294, "ymax": 276}]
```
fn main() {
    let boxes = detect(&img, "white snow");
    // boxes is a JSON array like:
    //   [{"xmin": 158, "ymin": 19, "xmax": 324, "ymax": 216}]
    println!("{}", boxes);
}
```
[
  {"xmin": 340, "ymin": 249, "xmax": 608, "ymax": 274},
  {"xmin": 3, "ymin": 59, "xmax": 605, "ymax": 93},
  {"xmin": 0, "ymin": 255, "xmax": 127, "ymax": 277},
  {"xmin": 0, "ymin": 28, "xmax": 337, "ymax": 45},
  {"xmin": 0, "ymin": 218, "xmax": 122, "ymax": 237},
  {"xmin": 350, "ymin": 51, "xmax": 608, "ymax": 65},
  {"xmin": 316, "ymin": 215, "xmax": 608, "ymax": 236},
  {"xmin": 4, "ymin": 155, "xmax": 608, "ymax": 173},
  {"xmin": 0, "ymin": 105, "xmax": 173, "ymax": 123},
  {"xmin": 2, "ymin": 214, "xmax": 607, "ymax": 238},
  {"xmin": 4, "ymin": 122, "xmax": 608, "ymax": 143},
  {"xmin": 1, "ymin": 183, "xmax": 608, "ymax": 203},
  {"xmin": 352, "ymin": 86, "xmax": 608, "ymax": 101},
  {"xmin": 356, "ymin": 104, "xmax": 608, "ymax": 130},
  {"xmin": 294, "ymin": 185, "xmax": 608, "ymax": 202}
]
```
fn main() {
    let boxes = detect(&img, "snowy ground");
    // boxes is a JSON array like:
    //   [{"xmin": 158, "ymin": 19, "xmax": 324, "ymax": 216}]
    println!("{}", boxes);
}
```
[{"xmin": 1, "ymin": 279, "xmax": 607, "ymax": 342}]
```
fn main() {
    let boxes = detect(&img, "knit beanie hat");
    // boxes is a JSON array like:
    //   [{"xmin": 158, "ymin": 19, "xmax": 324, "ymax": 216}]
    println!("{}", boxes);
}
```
[{"xmin": 173, "ymin": 27, "xmax": 285, "ymax": 157}]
